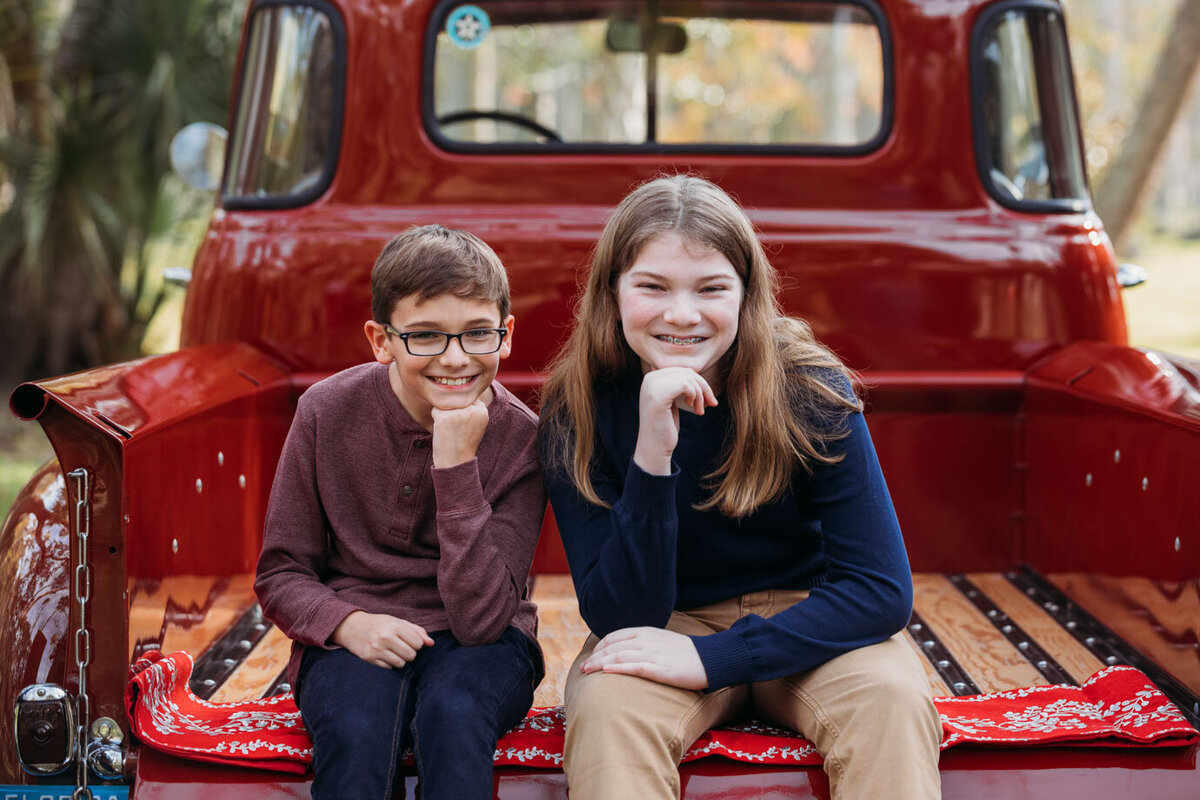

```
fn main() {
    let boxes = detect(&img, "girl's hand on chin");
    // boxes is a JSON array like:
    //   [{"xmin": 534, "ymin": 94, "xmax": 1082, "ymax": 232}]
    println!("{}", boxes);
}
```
[
  {"xmin": 633, "ymin": 367, "xmax": 718, "ymax": 475},
  {"xmin": 581, "ymin": 627, "xmax": 709, "ymax": 690}
]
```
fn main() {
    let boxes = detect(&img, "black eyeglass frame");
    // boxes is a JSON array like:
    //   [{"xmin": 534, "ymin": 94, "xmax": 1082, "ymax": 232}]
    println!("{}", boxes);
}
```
[{"xmin": 383, "ymin": 324, "xmax": 509, "ymax": 356}]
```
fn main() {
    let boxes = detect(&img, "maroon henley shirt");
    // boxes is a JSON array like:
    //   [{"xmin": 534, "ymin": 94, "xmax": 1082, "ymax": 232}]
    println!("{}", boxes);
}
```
[{"xmin": 255, "ymin": 363, "xmax": 545, "ymax": 684}]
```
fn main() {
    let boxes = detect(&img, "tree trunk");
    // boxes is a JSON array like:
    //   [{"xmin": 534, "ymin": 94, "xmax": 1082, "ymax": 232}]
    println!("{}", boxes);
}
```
[{"xmin": 1093, "ymin": 0, "xmax": 1200, "ymax": 251}]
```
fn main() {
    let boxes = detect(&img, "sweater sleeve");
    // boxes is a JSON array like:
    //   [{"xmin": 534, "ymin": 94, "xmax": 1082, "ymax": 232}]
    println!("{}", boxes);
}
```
[
  {"xmin": 431, "ymin": 432, "xmax": 546, "ymax": 646},
  {"xmin": 544, "ymin": 440, "xmax": 681, "ymax": 637},
  {"xmin": 690, "ymin": 411, "xmax": 914, "ymax": 689},
  {"xmin": 254, "ymin": 400, "xmax": 363, "ymax": 648}
]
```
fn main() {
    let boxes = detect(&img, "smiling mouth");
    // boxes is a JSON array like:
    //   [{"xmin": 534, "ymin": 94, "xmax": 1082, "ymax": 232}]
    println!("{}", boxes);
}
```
[
  {"xmin": 656, "ymin": 335, "xmax": 705, "ymax": 345},
  {"xmin": 430, "ymin": 375, "xmax": 477, "ymax": 386}
]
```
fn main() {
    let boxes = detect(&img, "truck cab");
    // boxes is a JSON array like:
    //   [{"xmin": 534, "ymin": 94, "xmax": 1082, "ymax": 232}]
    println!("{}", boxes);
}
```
[{"xmin": 3, "ymin": 1, "xmax": 1198, "ymax": 797}]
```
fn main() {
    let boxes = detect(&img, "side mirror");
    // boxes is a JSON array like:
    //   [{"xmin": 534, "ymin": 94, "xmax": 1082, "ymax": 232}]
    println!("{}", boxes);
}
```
[
  {"xmin": 169, "ymin": 122, "xmax": 228, "ymax": 192},
  {"xmin": 1117, "ymin": 262, "xmax": 1147, "ymax": 289}
]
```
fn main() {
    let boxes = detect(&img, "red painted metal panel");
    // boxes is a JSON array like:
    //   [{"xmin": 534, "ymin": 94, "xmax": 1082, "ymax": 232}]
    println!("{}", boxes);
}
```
[
  {"xmin": 121, "ymin": 380, "xmax": 294, "ymax": 579},
  {"xmin": 128, "ymin": 742, "xmax": 1200, "ymax": 799},
  {"xmin": 183, "ymin": 206, "xmax": 1125, "ymax": 379},
  {"xmin": 4, "ymin": 345, "xmax": 299, "ymax": 785},
  {"xmin": 11, "ymin": 343, "xmax": 290, "ymax": 439},
  {"xmin": 1023, "ymin": 343, "xmax": 1200, "ymax": 580},
  {"xmin": 863, "ymin": 372, "xmax": 1026, "ymax": 572},
  {"xmin": 183, "ymin": 0, "xmax": 1126, "ymax": 380}
]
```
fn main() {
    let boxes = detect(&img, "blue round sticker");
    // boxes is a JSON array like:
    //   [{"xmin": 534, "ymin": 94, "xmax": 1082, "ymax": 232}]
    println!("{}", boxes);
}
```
[{"xmin": 446, "ymin": 5, "xmax": 490, "ymax": 50}]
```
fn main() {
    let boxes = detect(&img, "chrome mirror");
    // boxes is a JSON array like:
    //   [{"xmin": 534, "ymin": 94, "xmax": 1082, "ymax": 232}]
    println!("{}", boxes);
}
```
[
  {"xmin": 1117, "ymin": 262, "xmax": 1147, "ymax": 289},
  {"xmin": 169, "ymin": 122, "xmax": 228, "ymax": 192}
]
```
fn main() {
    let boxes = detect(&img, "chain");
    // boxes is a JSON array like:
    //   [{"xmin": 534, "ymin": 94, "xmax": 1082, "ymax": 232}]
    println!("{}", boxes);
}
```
[{"xmin": 69, "ymin": 468, "xmax": 93, "ymax": 800}]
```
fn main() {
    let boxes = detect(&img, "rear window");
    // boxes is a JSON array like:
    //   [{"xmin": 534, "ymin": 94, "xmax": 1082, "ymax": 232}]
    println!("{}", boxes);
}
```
[{"xmin": 427, "ymin": 0, "xmax": 890, "ymax": 152}]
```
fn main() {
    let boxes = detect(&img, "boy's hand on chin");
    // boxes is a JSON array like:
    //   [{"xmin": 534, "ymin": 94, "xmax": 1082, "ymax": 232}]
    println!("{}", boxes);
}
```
[
  {"xmin": 431, "ymin": 398, "xmax": 490, "ymax": 467},
  {"xmin": 332, "ymin": 610, "xmax": 434, "ymax": 669}
]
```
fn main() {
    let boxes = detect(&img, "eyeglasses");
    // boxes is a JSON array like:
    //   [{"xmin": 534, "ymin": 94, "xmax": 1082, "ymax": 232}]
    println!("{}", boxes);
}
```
[{"xmin": 384, "ymin": 324, "xmax": 508, "ymax": 356}]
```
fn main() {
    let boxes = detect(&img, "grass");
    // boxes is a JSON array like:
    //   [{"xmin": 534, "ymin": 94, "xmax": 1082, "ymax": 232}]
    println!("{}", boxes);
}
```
[
  {"xmin": 0, "ymin": 412, "xmax": 56, "ymax": 527},
  {"xmin": 2, "ymin": 235, "xmax": 1198, "ymax": 527},
  {"xmin": 1120, "ymin": 234, "xmax": 1200, "ymax": 359}
]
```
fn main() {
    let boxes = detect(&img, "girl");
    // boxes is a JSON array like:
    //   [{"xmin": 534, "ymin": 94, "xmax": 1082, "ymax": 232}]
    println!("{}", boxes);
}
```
[{"xmin": 538, "ymin": 175, "xmax": 942, "ymax": 799}]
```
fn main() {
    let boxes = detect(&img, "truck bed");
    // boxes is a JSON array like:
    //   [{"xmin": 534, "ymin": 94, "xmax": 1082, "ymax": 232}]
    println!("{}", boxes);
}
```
[
  {"xmin": 128, "ymin": 568, "xmax": 1200, "ymax": 717},
  {"xmin": 124, "ymin": 567, "xmax": 1200, "ymax": 799}
]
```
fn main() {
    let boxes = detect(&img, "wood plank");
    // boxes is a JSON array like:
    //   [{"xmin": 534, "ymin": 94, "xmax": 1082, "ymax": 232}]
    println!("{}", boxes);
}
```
[
  {"xmin": 530, "ymin": 574, "xmax": 590, "ymax": 708},
  {"xmin": 129, "ymin": 574, "xmax": 256, "ymax": 660},
  {"xmin": 912, "ymin": 573, "xmax": 1046, "ymax": 693},
  {"xmin": 209, "ymin": 625, "xmax": 293, "ymax": 703},
  {"xmin": 160, "ymin": 574, "xmax": 257, "ymax": 659},
  {"xmin": 969, "ymin": 573, "xmax": 1105, "ymax": 684},
  {"xmin": 903, "ymin": 630, "xmax": 953, "ymax": 697},
  {"xmin": 529, "ymin": 575, "xmax": 963, "ymax": 703},
  {"xmin": 1050, "ymin": 573, "xmax": 1200, "ymax": 697}
]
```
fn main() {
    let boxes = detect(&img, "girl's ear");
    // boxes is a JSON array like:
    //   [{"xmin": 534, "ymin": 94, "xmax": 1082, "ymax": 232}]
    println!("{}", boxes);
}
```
[{"xmin": 364, "ymin": 320, "xmax": 394, "ymax": 364}]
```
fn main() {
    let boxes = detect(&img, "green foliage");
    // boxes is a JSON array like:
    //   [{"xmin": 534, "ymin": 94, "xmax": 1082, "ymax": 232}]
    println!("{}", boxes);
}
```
[{"xmin": 0, "ymin": 0, "xmax": 245, "ymax": 383}]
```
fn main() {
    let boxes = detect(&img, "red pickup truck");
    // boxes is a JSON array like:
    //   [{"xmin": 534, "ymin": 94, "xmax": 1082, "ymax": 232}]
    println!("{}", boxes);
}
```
[{"xmin": 3, "ymin": 0, "xmax": 1198, "ymax": 797}]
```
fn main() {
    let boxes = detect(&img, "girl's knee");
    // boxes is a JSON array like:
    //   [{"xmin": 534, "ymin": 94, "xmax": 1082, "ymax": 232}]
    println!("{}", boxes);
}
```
[
  {"xmin": 571, "ymin": 672, "xmax": 650, "ymax": 724},
  {"xmin": 844, "ymin": 670, "xmax": 942, "ymax": 750},
  {"xmin": 566, "ymin": 672, "xmax": 685, "ymax": 748}
]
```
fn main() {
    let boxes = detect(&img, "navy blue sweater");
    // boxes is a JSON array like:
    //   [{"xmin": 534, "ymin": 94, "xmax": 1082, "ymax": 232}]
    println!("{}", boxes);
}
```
[{"xmin": 542, "ymin": 368, "xmax": 913, "ymax": 690}]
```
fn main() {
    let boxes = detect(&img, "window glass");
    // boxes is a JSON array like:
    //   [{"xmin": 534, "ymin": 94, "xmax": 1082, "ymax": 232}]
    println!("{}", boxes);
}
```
[
  {"xmin": 225, "ymin": 4, "xmax": 338, "ymax": 201},
  {"xmin": 976, "ymin": 8, "xmax": 1087, "ymax": 204},
  {"xmin": 432, "ymin": 1, "xmax": 885, "ymax": 148}
]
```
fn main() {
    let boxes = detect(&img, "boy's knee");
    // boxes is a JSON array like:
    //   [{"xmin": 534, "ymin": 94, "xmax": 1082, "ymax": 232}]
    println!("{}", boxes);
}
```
[
  {"xmin": 418, "ymin": 685, "xmax": 485, "ymax": 726},
  {"xmin": 311, "ymin": 699, "xmax": 404, "ymax": 758}
]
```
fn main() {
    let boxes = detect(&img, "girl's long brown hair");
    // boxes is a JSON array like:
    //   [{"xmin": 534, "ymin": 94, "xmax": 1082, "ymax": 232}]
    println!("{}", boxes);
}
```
[{"xmin": 539, "ymin": 175, "xmax": 861, "ymax": 518}]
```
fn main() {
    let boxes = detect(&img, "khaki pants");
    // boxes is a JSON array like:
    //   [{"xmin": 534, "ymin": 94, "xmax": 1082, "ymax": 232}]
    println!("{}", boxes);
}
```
[{"xmin": 563, "ymin": 589, "xmax": 943, "ymax": 800}]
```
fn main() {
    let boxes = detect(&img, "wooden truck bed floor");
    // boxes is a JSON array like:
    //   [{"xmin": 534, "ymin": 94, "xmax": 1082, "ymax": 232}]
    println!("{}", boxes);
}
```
[
  {"xmin": 125, "ymin": 568, "xmax": 1200, "ymax": 799},
  {"xmin": 128, "ymin": 568, "xmax": 1200, "ymax": 715}
]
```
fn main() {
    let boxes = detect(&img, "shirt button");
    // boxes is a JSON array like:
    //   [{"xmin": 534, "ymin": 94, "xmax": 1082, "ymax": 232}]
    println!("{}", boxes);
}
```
[
  {"xmin": 416, "ymin": 440, "xmax": 428, "ymax": 449},
  {"xmin": 403, "ymin": 485, "xmax": 414, "ymax": 496}
]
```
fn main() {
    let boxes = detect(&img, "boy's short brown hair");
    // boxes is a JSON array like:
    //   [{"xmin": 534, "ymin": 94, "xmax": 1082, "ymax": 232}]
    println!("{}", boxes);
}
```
[{"xmin": 371, "ymin": 224, "xmax": 510, "ymax": 324}]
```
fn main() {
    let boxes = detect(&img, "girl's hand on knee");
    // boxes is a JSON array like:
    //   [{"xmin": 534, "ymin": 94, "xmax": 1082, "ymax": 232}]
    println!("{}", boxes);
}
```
[
  {"xmin": 634, "ymin": 368, "xmax": 718, "ymax": 475},
  {"xmin": 581, "ymin": 627, "xmax": 709, "ymax": 690},
  {"xmin": 332, "ymin": 611, "xmax": 436, "ymax": 669}
]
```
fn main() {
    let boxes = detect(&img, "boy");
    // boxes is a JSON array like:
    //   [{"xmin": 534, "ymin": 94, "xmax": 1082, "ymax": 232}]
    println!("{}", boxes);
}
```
[{"xmin": 255, "ymin": 225, "xmax": 545, "ymax": 800}]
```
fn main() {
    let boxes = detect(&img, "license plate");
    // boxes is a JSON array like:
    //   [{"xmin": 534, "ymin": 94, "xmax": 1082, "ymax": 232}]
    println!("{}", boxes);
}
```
[{"xmin": 0, "ymin": 788, "xmax": 129, "ymax": 800}]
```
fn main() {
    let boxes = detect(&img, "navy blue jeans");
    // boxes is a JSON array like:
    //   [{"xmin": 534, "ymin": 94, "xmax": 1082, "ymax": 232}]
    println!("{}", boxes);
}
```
[{"xmin": 295, "ymin": 626, "xmax": 537, "ymax": 800}]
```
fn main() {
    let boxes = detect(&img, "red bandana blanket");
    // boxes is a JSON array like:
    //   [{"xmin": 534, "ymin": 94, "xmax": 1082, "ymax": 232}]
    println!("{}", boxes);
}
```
[{"xmin": 125, "ymin": 650, "xmax": 1198, "ymax": 775}]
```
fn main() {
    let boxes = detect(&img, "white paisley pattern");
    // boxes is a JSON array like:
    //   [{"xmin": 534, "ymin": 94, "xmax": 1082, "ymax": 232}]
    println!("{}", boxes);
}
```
[
  {"xmin": 937, "ymin": 666, "xmax": 1196, "ymax": 748},
  {"xmin": 127, "ymin": 651, "xmax": 314, "ymax": 771}
]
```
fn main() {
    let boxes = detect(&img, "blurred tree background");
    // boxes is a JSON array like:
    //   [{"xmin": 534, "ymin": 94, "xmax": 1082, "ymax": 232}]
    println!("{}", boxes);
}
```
[
  {"xmin": 1, "ymin": 0, "xmax": 1199, "ymax": 515},
  {"xmin": 0, "ymin": 0, "xmax": 245, "ymax": 387},
  {"xmin": 1064, "ymin": 0, "xmax": 1200, "ymax": 361},
  {"xmin": 1066, "ymin": 0, "xmax": 1200, "ymax": 247},
  {"xmin": 1, "ymin": 0, "xmax": 1195, "ymax": 390}
]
